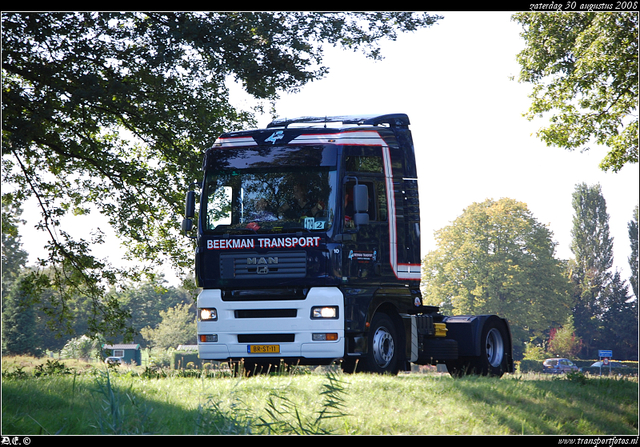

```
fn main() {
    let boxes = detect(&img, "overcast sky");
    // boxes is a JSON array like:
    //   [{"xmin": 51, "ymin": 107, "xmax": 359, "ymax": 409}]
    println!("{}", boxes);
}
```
[{"xmin": 17, "ymin": 11, "xmax": 639, "ymax": 286}]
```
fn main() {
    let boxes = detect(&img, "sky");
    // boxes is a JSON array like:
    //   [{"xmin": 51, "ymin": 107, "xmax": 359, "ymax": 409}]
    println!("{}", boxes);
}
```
[
  {"xmin": 17, "ymin": 11, "xmax": 640, "ymax": 286},
  {"xmin": 234, "ymin": 11, "xmax": 639, "ymax": 282}
]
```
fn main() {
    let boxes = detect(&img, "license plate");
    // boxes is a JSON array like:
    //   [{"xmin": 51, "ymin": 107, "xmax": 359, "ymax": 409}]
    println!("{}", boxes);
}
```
[{"xmin": 248, "ymin": 344, "xmax": 280, "ymax": 354}]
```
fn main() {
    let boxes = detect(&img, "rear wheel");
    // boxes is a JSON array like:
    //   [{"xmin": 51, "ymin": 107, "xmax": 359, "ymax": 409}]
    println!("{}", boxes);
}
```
[
  {"xmin": 359, "ymin": 313, "xmax": 401, "ymax": 375},
  {"xmin": 447, "ymin": 317, "xmax": 509, "ymax": 378}
]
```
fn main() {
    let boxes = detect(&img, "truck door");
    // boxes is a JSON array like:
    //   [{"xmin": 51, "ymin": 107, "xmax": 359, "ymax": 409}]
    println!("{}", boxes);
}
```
[
  {"xmin": 342, "ymin": 177, "xmax": 388, "ymax": 282},
  {"xmin": 341, "ymin": 147, "xmax": 391, "ymax": 283}
]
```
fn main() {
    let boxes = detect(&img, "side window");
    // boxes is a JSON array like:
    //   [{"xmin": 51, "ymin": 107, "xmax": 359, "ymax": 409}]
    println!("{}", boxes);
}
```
[
  {"xmin": 344, "ymin": 180, "xmax": 386, "ymax": 227},
  {"xmin": 344, "ymin": 148, "xmax": 388, "ymax": 226},
  {"xmin": 345, "ymin": 155, "xmax": 383, "ymax": 174}
]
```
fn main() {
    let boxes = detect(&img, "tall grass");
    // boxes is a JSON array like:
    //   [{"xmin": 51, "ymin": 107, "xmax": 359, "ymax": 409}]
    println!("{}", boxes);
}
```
[
  {"xmin": 2, "ymin": 357, "xmax": 638, "ymax": 435},
  {"xmin": 195, "ymin": 371, "xmax": 348, "ymax": 435}
]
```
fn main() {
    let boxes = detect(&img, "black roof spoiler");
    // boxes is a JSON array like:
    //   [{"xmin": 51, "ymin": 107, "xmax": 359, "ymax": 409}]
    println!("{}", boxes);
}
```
[{"xmin": 266, "ymin": 113, "xmax": 410, "ymax": 129}]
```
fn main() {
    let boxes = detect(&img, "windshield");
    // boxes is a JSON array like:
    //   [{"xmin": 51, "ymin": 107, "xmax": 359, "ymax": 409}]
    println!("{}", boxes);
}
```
[{"xmin": 203, "ymin": 167, "xmax": 337, "ymax": 234}]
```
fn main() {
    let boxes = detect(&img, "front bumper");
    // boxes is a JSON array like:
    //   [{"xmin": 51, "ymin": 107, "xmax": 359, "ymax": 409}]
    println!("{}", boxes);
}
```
[{"xmin": 197, "ymin": 287, "xmax": 345, "ymax": 361}]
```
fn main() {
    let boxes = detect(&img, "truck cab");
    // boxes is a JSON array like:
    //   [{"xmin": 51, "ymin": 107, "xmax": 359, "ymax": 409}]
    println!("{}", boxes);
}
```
[{"xmin": 184, "ymin": 113, "xmax": 513, "ymax": 376}]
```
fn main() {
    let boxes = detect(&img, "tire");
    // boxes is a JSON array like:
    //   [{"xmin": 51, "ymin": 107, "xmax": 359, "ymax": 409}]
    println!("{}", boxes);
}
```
[
  {"xmin": 359, "ymin": 313, "xmax": 401, "ymax": 375},
  {"xmin": 446, "ymin": 317, "xmax": 509, "ymax": 378}
]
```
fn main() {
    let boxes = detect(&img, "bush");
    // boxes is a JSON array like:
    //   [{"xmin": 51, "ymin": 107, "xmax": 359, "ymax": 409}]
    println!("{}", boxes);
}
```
[
  {"xmin": 172, "ymin": 352, "xmax": 202, "ymax": 369},
  {"xmin": 517, "ymin": 359, "xmax": 544, "ymax": 373},
  {"xmin": 583, "ymin": 365, "xmax": 638, "ymax": 376},
  {"xmin": 34, "ymin": 359, "xmax": 72, "ymax": 377}
]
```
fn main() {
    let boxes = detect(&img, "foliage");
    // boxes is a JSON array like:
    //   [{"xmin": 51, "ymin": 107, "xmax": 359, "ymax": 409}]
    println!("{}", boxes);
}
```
[
  {"xmin": 628, "ymin": 205, "xmax": 638, "ymax": 300},
  {"xmin": 2, "ymin": 363, "xmax": 638, "ymax": 435},
  {"xmin": 115, "ymin": 277, "xmax": 196, "ymax": 347},
  {"xmin": 140, "ymin": 303, "xmax": 196, "ymax": 350},
  {"xmin": 90, "ymin": 368, "xmax": 153, "ymax": 434},
  {"xmin": 1, "ymin": 11, "xmax": 442, "ymax": 338},
  {"xmin": 33, "ymin": 359, "xmax": 72, "ymax": 377},
  {"xmin": 522, "ymin": 342, "xmax": 547, "ymax": 361},
  {"xmin": 568, "ymin": 183, "xmax": 614, "ymax": 357},
  {"xmin": 547, "ymin": 315, "xmax": 582, "ymax": 359},
  {"xmin": 565, "ymin": 370, "xmax": 588, "ymax": 385},
  {"xmin": 512, "ymin": 12, "xmax": 638, "ymax": 173},
  {"xmin": 1, "ymin": 197, "xmax": 29, "ymax": 298},
  {"xmin": 421, "ymin": 198, "xmax": 572, "ymax": 356},
  {"xmin": 197, "ymin": 372, "xmax": 348, "ymax": 435},
  {"xmin": 2, "ymin": 273, "xmax": 42, "ymax": 357},
  {"xmin": 518, "ymin": 359, "xmax": 544, "ymax": 373},
  {"xmin": 257, "ymin": 372, "xmax": 348, "ymax": 435},
  {"xmin": 569, "ymin": 183, "xmax": 614, "ymax": 279},
  {"xmin": 567, "ymin": 184, "xmax": 638, "ymax": 359},
  {"xmin": 60, "ymin": 335, "xmax": 101, "ymax": 361},
  {"xmin": 599, "ymin": 271, "xmax": 638, "ymax": 360}
]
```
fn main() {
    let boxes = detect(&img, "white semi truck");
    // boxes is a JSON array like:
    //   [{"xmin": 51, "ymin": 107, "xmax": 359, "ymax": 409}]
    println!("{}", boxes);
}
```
[{"xmin": 183, "ymin": 113, "xmax": 514, "ymax": 377}]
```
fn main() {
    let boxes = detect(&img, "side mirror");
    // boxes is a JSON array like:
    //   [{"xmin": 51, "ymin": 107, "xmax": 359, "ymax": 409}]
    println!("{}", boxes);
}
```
[
  {"xmin": 182, "ymin": 189, "xmax": 197, "ymax": 238},
  {"xmin": 185, "ymin": 190, "xmax": 196, "ymax": 218},
  {"xmin": 353, "ymin": 184, "xmax": 369, "ymax": 226},
  {"xmin": 182, "ymin": 218, "xmax": 193, "ymax": 233}
]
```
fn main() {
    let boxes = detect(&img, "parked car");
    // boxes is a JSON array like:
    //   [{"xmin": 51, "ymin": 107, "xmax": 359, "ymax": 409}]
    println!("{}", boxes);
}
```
[
  {"xmin": 105, "ymin": 356, "xmax": 123, "ymax": 365},
  {"xmin": 542, "ymin": 358, "xmax": 580, "ymax": 374},
  {"xmin": 590, "ymin": 361, "xmax": 626, "ymax": 369}
]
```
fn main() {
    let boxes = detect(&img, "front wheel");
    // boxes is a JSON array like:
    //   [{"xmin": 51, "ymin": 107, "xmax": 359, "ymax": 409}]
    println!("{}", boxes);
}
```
[
  {"xmin": 359, "ymin": 313, "xmax": 401, "ymax": 375},
  {"xmin": 447, "ymin": 317, "xmax": 510, "ymax": 378}
]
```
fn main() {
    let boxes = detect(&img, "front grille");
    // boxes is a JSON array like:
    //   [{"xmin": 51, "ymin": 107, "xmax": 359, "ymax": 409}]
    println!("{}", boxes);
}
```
[
  {"xmin": 221, "ymin": 288, "xmax": 308, "ymax": 302},
  {"xmin": 220, "ymin": 251, "xmax": 307, "ymax": 279},
  {"xmin": 235, "ymin": 309, "xmax": 297, "ymax": 318},
  {"xmin": 237, "ymin": 334, "xmax": 295, "ymax": 343}
]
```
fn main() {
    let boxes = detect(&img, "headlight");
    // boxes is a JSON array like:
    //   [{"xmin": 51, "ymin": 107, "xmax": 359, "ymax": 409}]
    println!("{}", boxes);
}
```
[
  {"xmin": 311, "ymin": 306, "xmax": 339, "ymax": 319},
  {"xmin": 200, "ymin": 308, "xmax": 218, "ymax": 321}
]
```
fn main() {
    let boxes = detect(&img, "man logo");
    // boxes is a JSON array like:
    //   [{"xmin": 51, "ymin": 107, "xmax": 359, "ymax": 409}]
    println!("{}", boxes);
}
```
[
  {"xmin": 247, "ymin": 257, "xmax": 278, "ymax": 275},
  {"xmin": 247, "ymin": 257, "xmax": 278, "ymax": 265}
]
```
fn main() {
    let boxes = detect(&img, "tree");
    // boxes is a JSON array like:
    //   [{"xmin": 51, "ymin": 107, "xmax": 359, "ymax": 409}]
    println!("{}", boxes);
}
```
[
  {"xmin": 628, "ymin": 205, "xmax": 638, "ymax": 300},
  {"xmin": 59, "ymin": 335, "xmax": 101, "ymax": 361},
  {"xmin": 600, "ymin": 271, "xmax": 638, "ymax": 360},
  {"xmin": 547, "ymin": 315, "xmax": 582, "ymax": 359},
  {"xmin": 2, "ymin": 273, "xmax": 42, "ymax": 357},
  {"xmin": 116, "ymin": 277, "xmax": 196, "ymax": 347},
  {"xmin": 568, "ymin": 183, "xmax": 614, "ymax": 357},
  {"xmin": 421, "ymin": 198, "xmax": 572, "ymax": 357},
  {"xmin": 1, "ymin": 197, "xmax": 29, "ymax": 299},
  {"xmin": 512, "ymin": 12, "xmax": 638, "ymax": 173},
  {"xmin": 1, "ymin": 12, "xmax": 442, "ymax": 336},
  {"xmin": 140, "ymin": 303, "xmax": 196, "ymax": 351}
]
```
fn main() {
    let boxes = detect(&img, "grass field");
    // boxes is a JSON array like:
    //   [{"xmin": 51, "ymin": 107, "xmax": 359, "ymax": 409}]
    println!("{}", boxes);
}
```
[{"xmin": 1, "ymin": 356, "xmax": 638, "ymax": 435}]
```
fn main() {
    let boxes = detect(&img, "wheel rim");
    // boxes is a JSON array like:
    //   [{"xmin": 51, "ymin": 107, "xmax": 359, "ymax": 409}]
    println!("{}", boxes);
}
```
[
  {"xmin": 485, "ymin": 327, "xmax": 504, "ymax": 367},
  {"xmin": 372, "ymin": 325, "xmax": 395, "ymax": 368}
]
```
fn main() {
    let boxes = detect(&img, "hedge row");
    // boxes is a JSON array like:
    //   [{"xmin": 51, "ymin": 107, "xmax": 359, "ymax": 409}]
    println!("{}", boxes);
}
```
[
  {"xmin": 172, "ymin": 352, "xmax": 207, "ymax": 369},
  {"xmin": 171, "ymin": 352, "xmax": 639, "ymax": 376},
  {"xmin": 517, "ymin": 359, "xmax": 638, "ymax": 376}
]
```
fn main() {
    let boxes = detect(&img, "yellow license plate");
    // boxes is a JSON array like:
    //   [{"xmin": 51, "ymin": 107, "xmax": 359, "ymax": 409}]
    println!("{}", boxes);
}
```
[{"xmin": 248, "ymin": 344, "xmax": 280, "ymax": 354}]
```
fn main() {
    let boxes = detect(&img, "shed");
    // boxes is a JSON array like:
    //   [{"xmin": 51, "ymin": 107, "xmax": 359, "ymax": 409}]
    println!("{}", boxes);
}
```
[{"xmin": 102, "ymin": 343, "xmax": 141, "ymax": 365}]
